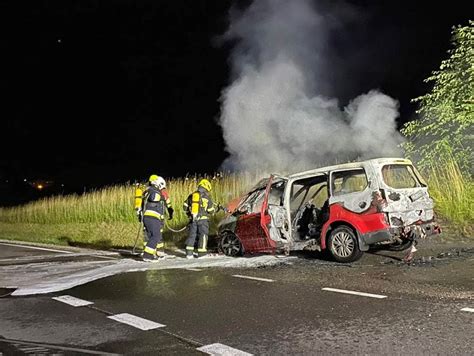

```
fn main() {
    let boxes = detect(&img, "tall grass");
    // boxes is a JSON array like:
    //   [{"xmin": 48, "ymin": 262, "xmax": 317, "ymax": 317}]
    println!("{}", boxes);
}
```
[
  {"xmin": 0, "ymin": 173, "xmax": 257, "ymax": 242},
  {"xmin": 0, "ymin": 185, "xmax": 134, "ymax": 224},
  {"xmin": 424, "ymin": 159, "xmax": 473, "ymax": 235}
]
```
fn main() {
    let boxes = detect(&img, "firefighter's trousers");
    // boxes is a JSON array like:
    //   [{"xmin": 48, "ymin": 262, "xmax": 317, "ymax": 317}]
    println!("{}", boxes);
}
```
[
  {"xmin": 185, "ymin": 220, "xmax": 209, "ymax": 257},
  {"xmin": 143, "ymin": 216, "xmax": 164, "ymax": 258}
]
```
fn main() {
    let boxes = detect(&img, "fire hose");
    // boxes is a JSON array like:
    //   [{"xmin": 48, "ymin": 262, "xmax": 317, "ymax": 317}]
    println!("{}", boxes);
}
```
[
  {"xmin": 165, "ymin": 222, "xmax": 189, "ymax": 233},
  {"xmin": 132, "ymin": 221, "xmax": 188, "ymax": 254}
]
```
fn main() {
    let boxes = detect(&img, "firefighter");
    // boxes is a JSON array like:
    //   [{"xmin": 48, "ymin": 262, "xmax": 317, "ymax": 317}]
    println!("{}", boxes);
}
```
[
  {"xmin": 183, "ymin": 178, "xmax": 220, "ymax": 259},
  {"xmin": 141, "ymin": 175, "xmax": 174, "ymax": 262}
]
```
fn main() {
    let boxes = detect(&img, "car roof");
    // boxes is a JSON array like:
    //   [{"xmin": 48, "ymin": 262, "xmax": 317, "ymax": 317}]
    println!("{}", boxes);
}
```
[{"xmin": 285, "ymin": 157, "xmax": 412, "ymax": 180}]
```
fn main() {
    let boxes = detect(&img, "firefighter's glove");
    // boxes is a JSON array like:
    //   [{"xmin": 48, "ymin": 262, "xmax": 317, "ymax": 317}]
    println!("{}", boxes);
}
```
[
  {"xmin": 167, "ymin": 207, "xmax": 174, "ymax": 220},
  {"xmin": 136, "ymin": 209, "xmax": 142, "ymax": 223}
]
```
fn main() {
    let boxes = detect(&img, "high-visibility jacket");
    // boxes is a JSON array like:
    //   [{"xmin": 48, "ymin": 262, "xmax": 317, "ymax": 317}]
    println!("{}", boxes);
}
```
[
  {"xmin": 183, "ymin": 187, "xmax": 216, "ymax": 220},
  {"xmin": 142, "ymin": 186, "xmax": 171, "ymax": 220}
]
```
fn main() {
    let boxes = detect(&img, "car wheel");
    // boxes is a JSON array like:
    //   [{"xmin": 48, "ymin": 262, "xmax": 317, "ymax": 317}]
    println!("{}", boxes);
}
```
[
  {"xmin": 218, "ymin": 232, "xmax": 243, "ymax": 257},
  {"xmin": 328, "ymin": 226, "xmax": 363, "ymax": 263}
]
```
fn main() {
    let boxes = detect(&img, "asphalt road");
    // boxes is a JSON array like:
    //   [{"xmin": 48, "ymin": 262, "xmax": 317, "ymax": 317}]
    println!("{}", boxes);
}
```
[{"xmin": 0, "ymin": 239, "xmax": 473, "ymax": 355}]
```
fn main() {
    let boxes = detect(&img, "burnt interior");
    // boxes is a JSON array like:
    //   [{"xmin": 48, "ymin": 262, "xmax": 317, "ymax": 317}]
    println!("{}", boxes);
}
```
[{"xmin": 290, "ymin": 175, "xmax": 329, "ymax": 241}]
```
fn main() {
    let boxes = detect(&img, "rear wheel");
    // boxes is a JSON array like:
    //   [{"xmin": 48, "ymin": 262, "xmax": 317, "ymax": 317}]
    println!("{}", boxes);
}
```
[
  {"xmin": 218, "ymin": 232, "xmax": 243, "ymax": 257},
  {"xmin": 328, "ymin": 226, "xmax": 363, "ymax": 263}
]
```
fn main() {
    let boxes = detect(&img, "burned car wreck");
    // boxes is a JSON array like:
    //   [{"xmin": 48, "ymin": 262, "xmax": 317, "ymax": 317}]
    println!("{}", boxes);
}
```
[{"xmin": 217, "ymin": 158, "xmax": 441, "ymax": 262}]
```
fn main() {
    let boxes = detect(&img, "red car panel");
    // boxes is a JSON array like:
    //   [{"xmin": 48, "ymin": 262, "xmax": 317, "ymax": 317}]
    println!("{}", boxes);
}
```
[
  {"xmin": 320, "ymin": 203, "xmax": 389, "ymax": 250},
  {"xmin": 234, "ymin": 176, "xmax": 276, "ymax": 253}
]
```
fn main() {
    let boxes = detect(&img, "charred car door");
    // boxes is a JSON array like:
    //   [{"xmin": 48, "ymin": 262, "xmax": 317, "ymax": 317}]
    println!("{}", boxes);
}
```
[{"xmin": 235, "ymin": 176, "xmax": 287, "ymax": 253}]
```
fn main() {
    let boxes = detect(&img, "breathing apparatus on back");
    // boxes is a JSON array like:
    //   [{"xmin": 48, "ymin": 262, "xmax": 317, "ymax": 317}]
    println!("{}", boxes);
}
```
[{"xmin": 134, "ymin": 182, "xmax": 146, "ymax": 222}]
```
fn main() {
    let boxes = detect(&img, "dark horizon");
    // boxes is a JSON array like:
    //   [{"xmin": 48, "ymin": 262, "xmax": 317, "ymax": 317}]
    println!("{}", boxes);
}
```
[{"xmin": 0, "ymin": 0, "xmax": 472, "ymax": 204}]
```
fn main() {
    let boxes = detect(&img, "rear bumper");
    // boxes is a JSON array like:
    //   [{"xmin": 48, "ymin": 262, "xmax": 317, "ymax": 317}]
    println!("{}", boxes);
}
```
[
  {"xmin": 359, "ymin": 229, "xmax": 392, "ymax": 250},
  {"xmin": 358, "ymin": 221, "xmax": 441, "ymax": 251},
  {"xmin": 390, "ymin": 220, "xmax": 441, "ymax": 239}
]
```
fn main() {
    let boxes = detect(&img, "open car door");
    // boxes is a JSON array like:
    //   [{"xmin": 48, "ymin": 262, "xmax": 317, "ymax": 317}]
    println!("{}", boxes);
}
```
[{"xmin": 234, "ymin": 175, "xmax": 277, "ymax": 253}]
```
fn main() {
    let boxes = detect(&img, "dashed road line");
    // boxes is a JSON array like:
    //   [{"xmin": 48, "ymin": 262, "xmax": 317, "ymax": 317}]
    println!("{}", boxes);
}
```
[
  {"xmin": 0, "ymin": 242, "xmax": 73, "ymax": 254},
  {"xmin": 322, "ymin": 287, "xmax": 387, "ymax": 299},
  {"xmin": 232, "ymin": 275, "xmax": 275, "ymax": 283},
  {"xmin": 197, "ymin": 343, "xmax": 253, "ymax": 355},
  {"xmin": 186, "ymin": 268, "xmax": 203, "ymax": 271},
  {"xmin": 52, "ymin": 295, "xmax": 94, "ymax": 307},
  {"xmin": 461, "ymin": 307, "xmax": 474, "ymax": 313},
  {"xmin": 107, "ymin": 313, "xmax": 165, "ymax": 330},
  {"xmin": 16, "ymin": 346, "xmax": 49, "ymax": 353}
]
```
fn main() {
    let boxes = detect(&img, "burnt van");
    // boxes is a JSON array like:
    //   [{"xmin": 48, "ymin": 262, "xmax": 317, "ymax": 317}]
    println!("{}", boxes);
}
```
[{"xmin": 217, "ymin": 158, "xmax": 440, "ymax": 262}]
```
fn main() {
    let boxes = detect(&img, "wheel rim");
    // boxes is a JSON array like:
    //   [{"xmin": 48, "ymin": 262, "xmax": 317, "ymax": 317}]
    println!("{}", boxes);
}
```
[
  {"xmin": 220, "ymin": 234, "xmax": 241, "ymax": 256},
  {"xmin": 331, "ymin": 231, "xmax": 355, "ymax": 258}
]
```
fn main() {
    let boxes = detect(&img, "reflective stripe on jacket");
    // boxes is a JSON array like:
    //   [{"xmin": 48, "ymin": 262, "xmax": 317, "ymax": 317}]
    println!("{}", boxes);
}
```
[{"xmin": 142, "ymin": 186, "xmax": 166, "ymax": 220}]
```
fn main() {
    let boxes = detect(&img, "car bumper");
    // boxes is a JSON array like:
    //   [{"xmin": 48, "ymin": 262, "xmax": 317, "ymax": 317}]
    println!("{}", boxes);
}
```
[
  {"xmin": 360, "ymin": 229, "xmax": 392, "ymax": 247},
  {"xmin": 359, "ymin": 220, "xmax": 441, "ymax": 251},
  {"xmin": 390, "ymin": 220, "xmax": 441, "ymax": 239}
]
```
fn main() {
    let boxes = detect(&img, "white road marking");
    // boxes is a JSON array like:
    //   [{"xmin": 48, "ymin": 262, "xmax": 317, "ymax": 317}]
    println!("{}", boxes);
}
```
[
  {"xmin": 461, "ymin": 307, "xmax": 474, "ymax": 313},
  {"xmin": 197, "ymin": 343, "xmax": 253, "ymax": 356},
  {"xmin": 0, "ymin": 242, "xmax": 73, "ymax": 254},
  {"xmin": 186, "ymin": 268, "xmax": 203, "ymax": 271},
  {"xmin": 322, "ymin": 287, "xmax": 387, "ymax": 299},
  {"xmin": 52, "ymin": 295, "xmax": 94, "ymax": 307},
  {"xmin": 18, "ymin": 347, "xmax": 49, "ymax": 352},
  {"xmin": 107, "ymin": 313, "xmax": 165, "ymax": 330},
  {"xmin": 232, "ymin": 275, "xmax": 274, "ymax": 283}
]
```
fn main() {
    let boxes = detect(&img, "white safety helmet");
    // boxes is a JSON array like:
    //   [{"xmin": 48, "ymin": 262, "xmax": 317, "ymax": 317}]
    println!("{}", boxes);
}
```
[{"xmin": 152, "ymin": 176, "xmax": 166, "ymax": 190}]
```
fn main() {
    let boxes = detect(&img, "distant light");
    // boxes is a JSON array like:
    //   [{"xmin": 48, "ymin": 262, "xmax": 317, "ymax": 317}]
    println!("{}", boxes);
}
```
[
  {"xmin": 37, "ymin": 184, "xmax": 44, "ymax": 190},
  {"xmin": 24, "ymin": 179, "xmax": 27, "ymax": 182},
  {"xmin": 57, "ymin": 38, "xmax": 62, "ymax": 43}
]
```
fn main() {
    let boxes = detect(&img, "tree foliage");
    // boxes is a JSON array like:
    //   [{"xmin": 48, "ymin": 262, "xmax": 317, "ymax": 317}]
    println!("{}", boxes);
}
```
[{"xmin": 402, "ymin": 21, "xmax": 473, "ymax": 175}]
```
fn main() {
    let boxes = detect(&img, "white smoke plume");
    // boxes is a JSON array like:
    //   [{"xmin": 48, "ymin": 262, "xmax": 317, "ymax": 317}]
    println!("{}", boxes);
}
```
[{"xmin": 219, "ymin": 0, "xmax": 403, "ymax": 173}]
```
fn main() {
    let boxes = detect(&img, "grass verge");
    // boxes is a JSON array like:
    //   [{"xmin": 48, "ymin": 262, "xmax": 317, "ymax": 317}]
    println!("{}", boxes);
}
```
[{"xmin": 0, "ymin": 173, "xmax": 255, "ymax": 249}]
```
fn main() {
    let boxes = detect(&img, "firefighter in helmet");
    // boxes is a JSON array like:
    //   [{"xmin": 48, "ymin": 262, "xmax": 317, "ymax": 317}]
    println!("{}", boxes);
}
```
[
  {"xmin": 140, "ymin": 175, "xmax": 174, "ymax": 262},
  {"xmin": 183, "ymin": 178, "xmax": 221, "ymax": 258}
]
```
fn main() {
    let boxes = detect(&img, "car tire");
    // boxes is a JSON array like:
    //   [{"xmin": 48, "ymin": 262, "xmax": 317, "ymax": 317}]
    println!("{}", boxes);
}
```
[
  {"xmin": 218, "ymin": 231, "xmax": 243, "ymax": 257},
  {"xmin": 328, "ymin": 226, "xmax": 363, "ymax": 263}
]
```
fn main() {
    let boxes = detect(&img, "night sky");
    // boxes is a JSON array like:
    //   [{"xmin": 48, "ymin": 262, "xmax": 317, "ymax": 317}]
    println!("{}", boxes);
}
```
[{"xmin": 0, "ymin": 1, "xmax": 471, "ymax": 204}]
